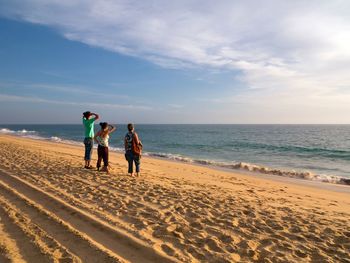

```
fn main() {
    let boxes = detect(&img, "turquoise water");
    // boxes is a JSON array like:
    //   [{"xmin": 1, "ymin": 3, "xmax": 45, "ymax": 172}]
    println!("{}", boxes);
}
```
[{"xmin": 1, "ymin": 124, "xmax": 350, "ymax": 184}]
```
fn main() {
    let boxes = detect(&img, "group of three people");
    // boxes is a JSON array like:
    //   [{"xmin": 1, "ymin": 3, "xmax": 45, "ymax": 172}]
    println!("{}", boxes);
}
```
[{"xmin": 82, "ymin": 111, "xmax": 142, "ymax": 177}]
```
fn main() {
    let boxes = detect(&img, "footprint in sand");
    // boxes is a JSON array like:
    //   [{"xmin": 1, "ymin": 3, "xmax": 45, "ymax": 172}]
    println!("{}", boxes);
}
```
[
  {"xmin": 189, "ymin": 220, "xmax": 204, "ymax": 230},
  {"xmin": 161, "ymin": 244, "xmax": 176, "ymax": 256},
  {"xmin": 205, "ymin": 237, "xmax": 224, "ymax": 253}
]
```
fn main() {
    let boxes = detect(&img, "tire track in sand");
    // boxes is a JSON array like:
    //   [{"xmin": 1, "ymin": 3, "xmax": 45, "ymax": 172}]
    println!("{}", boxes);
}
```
[
  {"xmin": 0, "ymin": 179, "xmax": 119, "ymax": 263},
  {"xmin": 0, "ymin": 197, "xmax": 77, "ymax": 263},
  {"xmin": 0, "ymin": 170, "xmax": 177, "ymax": 263}
]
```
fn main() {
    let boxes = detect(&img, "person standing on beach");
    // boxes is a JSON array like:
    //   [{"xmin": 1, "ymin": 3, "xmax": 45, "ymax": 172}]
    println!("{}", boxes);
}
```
[
  {"xmin": 124, "ymin": 123, "xmax": 142, "ymax": 177},
  {"xmin": 83, "ymin": 111, "xmax": 99, "ymax": 169},
  {"xmin": 94, "ymin": 122, "xmax": 116, "ymax": 173}
]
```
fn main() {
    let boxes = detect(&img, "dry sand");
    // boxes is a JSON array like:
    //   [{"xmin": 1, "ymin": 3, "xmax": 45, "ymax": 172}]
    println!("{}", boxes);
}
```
[{"xmin": 0, "ymin": 134, "xmax": 349, "ymax": 263}]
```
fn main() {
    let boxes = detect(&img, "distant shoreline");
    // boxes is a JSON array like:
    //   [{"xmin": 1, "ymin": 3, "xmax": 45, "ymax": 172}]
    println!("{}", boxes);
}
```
[
  {"xmin": 2, "ymin": 133, "xmax": 349, "ymax": 192},
  {"xmin": 2, "ymin": 123, "xmax": 350, "ymax": 187}
]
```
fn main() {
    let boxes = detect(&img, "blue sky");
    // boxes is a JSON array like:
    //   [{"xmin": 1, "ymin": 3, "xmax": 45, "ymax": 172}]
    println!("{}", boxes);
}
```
[{"xmin": 0, "ymin": 0, "xmax": 350, "ymax": 124}]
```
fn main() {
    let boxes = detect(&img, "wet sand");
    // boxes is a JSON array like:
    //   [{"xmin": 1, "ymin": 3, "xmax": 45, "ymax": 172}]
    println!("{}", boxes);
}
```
[{"xmin": 0, "ymin": 134, "xmax": 349, "ymax": 262}]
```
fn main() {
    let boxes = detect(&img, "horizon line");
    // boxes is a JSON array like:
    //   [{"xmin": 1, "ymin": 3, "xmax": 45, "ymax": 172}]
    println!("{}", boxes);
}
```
[{"xmin": 1, "ymin": 123, "xmax": 350, "ymax": 126}]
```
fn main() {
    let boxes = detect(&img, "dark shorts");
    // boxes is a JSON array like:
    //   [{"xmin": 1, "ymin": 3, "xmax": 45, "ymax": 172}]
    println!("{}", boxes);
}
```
[{"xmin": 84, "ymin": 137, "xmax": 93, "ymax": 161}]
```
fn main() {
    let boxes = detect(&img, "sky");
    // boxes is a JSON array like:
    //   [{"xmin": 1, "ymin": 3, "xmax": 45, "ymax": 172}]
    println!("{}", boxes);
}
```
[{"xmin": 0, "ymin": 0, "xmax": 350, "ymax": 124}]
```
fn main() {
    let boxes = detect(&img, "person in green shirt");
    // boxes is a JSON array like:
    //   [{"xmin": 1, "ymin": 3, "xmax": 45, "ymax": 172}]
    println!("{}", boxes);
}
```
[{"xmin": 83, "ymin": 111, "xmax": 99, "ymax": 169}]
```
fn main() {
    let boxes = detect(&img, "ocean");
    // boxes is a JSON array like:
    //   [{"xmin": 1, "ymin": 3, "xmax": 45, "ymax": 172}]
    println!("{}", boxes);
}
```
[{"xmin": 1, "ymin": 124, "xmax": 350, "ymax": 185}]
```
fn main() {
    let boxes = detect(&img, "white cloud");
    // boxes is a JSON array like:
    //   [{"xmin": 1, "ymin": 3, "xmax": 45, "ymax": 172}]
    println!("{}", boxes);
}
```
[
  {"xmin": 0, "ymin": 93, "xmax": 152, "ymax": 110},
  {"xmin": 28, "ymin": 83, "xmax": 129, "ymax": 99},
  {"xmin": 0, "ymin": 81, "xmax": 131, "ymax": 100},
  {"xmin": 168, "ymin": 104, "xmax": 184, "ymax": 109},
  {"xmin": 1, "ymin": 0, "xmax": 350, "ymax": 122}
]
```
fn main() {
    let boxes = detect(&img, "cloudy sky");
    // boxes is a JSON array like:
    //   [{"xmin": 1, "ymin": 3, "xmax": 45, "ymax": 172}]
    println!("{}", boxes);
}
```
[{"xmin": 0, "ymin": 0, "xmax": 350, "ymax": 124}]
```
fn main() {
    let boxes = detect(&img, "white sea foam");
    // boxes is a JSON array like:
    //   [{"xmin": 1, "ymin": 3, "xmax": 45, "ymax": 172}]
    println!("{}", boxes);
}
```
[
  {"xmin": 225, "ymin": 162, "xmax": 346, "ymax": 184},
  {"xmin": 144, "ymin": 152, "xmax": 193, "ymax": 163},
  {"xmin": 109, "ymin": 146, "xmax": 125, "ymax": 153},
  {"xmin": 0, "ymin": 127, "xmax": 83, "ymax": 146},
  {"xmin": 50, "ymin": 136, "xmax": 61, "ymax": 141},
  {"xmin": 0, "ymin": 128, "xmax": 15, "ymax": 134},
  {"xmin": 27, "ymin": 134, "xmax": 82, "ymax": 146},
  {"xmin": 17, "ymin": 129, "xmax": 36, "ymax": 134},
  {"xmin": 48, "ymin": 136, "xmax": 83, "ymax": 146},
  {"xmin": 22, "ymin": 135, "xmax": 47, "ymax": 140},
  {"xmin": 0, "ymin": 128, "xmax": 36, "ymax": 135},
  {"xmin": 145, "ymin": 152, "xmax": 350, "ymax": 186}
]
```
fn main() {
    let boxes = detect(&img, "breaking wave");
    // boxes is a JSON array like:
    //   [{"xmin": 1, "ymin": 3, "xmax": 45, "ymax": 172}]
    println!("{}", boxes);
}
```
[
  {"xmin": 0, "ymin": 128, "xmax": 36, "ymax": 134},
  {"xmin": 144, "ymin": 152, "xmax": 350, "ymax": 186},
  {"xmin": 0, "ymin": 128, "xmax": 82, "ymax": 146}
]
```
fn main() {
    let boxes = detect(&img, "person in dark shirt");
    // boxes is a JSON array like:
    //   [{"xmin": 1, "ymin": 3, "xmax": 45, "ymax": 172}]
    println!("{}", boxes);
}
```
[{"xmin": 124, "ymin": 123, "xmax": 142, "ymax": 177}]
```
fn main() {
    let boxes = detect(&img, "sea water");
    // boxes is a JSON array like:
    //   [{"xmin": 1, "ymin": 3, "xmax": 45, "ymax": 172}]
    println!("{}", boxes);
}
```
[{"xmin": 1, "ymin": 124, "xmax": 350, "ymax": 184}]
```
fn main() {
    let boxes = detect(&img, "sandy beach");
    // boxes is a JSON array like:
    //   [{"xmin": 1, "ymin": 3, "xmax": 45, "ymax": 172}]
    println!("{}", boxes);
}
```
[{"xmin": 0, "ymin": 134, "xmax": 349, "ymax": 262}]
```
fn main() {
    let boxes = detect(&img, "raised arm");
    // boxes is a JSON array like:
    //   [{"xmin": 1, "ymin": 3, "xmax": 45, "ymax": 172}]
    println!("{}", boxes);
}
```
[
  {"xmin": 108, "ymin": 125, "xmax": 117, "ymax": 134},
  {"xmin": 91, "ymin": 113, "xmax": 99, "ymax": 121}
]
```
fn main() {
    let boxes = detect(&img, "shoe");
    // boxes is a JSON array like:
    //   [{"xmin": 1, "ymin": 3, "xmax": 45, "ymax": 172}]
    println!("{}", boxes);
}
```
[{"xmin": 100, "ymin": 166, "xmax": 108, "ymax": 173}]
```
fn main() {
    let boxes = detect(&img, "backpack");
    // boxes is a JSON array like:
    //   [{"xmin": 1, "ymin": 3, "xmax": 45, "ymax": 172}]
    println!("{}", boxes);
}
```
[{"xmin": 132, "ymin": 133, "xmax": 142, "ymax": 156}]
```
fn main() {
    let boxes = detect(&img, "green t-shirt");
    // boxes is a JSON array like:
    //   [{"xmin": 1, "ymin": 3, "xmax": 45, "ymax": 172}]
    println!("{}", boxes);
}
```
[{"xmin": 83, "ymin": 117, "xmax": 95, "ymax": 138}]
